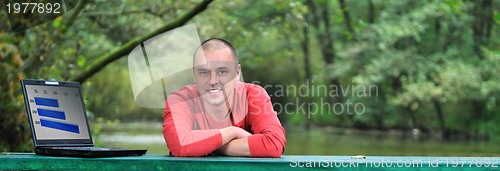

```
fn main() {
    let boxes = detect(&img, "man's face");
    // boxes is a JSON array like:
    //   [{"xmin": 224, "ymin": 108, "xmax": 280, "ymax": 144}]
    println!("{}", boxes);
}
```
[{"xmin": 193, "ymin": 47, "xmax": 240, "ymax": 107}]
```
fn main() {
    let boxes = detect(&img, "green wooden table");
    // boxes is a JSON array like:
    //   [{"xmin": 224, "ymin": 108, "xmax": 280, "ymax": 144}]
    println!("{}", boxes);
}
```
[{"xmin": 1, "ymin": 153, "xmax": 499, "ymax": 170}]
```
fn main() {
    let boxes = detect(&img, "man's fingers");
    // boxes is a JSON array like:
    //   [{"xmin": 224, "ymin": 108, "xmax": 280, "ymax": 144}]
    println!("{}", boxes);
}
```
[{"xmin": 236, "ymin": 127, "xmax": 252, "ymax": 138}]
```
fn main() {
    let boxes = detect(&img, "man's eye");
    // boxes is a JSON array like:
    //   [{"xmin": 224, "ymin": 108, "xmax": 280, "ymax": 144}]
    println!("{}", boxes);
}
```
[
  {"xmin": 199, "ymin": 72, "xmax": 208, "ymax": 76},
  {"xmin": 218, "ymin": 70, "xmax": 227, "ymax": 75}
]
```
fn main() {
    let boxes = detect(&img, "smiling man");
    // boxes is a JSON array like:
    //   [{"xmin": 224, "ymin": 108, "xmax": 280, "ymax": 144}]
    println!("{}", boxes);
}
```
[{"xmin": 163, "ymin": 38, "xmax": 286, "ymax": 157}]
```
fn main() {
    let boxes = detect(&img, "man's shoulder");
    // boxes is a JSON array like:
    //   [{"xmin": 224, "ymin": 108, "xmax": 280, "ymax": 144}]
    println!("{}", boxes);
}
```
[
  {"xmin": 166, "ymin": 84, "xmax": 198, "ymax": 102},
  {"xmin": 238, "ymin": 82, "xmax": 269, "ymax": 98},
  {"xmin": 238, "ymin": 81, "xmax": 260, "ymax": 91}
]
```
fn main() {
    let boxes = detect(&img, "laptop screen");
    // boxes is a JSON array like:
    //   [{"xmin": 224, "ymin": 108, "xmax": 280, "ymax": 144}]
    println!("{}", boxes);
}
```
[{"xmin": 21, "ymin": 80, "xmax": 93, "ymax": 146}]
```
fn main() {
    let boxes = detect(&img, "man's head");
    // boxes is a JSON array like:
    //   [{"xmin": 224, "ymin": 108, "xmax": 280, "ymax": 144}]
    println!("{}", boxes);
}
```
[{"xmin": 193, "ymin": 38, "xmax": 241, "ymax": 107}]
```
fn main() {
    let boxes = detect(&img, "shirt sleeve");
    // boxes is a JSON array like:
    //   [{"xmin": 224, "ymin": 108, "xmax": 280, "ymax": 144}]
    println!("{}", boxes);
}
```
[
  {"xmin": 163, "ymin": 93, "xmax": 222, "ymax": 157},
  {"xmin": 246, "ymin": 85, "xmax": 286, "ymax": 158}
]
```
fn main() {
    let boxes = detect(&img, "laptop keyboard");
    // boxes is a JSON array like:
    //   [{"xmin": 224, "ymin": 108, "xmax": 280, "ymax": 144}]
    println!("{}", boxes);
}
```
[{"xmin": 50, "ymin": 147, "xmax": 117, "ymax": 150}]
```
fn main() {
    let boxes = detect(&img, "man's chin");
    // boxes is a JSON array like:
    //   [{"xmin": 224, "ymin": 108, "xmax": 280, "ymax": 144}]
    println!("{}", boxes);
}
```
[
  {"xmin": 204, "ymin": 100, "xmax": 226, "ymax": 106},
  {"xmin": 201, "ymin": 96, "xmax": 225, "ymax": 106}
]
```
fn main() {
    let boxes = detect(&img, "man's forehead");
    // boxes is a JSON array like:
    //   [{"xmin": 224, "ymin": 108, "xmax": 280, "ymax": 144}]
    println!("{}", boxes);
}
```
[
  {"xmin": 194, "ymin": 61, "xmax": 234, "ymax": 70},
  {"xmin": 194, "ymin": 48, "xmax": 236, "ymax": 65}
]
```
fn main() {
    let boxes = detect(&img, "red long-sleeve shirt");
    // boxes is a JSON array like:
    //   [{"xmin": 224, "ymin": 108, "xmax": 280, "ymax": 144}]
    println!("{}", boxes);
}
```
[{"xmin": 163, "ymin": 81, "xmax": 286, "ymax": 157}]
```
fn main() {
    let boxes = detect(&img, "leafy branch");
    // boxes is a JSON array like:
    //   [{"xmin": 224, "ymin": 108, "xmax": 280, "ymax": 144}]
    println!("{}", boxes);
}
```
[{"xmin": 70, "ymin": 0, "xmax": 213, "ymax": 83}]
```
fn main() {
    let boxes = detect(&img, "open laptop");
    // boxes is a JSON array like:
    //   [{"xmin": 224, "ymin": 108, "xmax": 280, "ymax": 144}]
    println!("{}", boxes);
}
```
[{"xmin": 20, "ymin": 79, "xmax": 147, "ymax": 157}]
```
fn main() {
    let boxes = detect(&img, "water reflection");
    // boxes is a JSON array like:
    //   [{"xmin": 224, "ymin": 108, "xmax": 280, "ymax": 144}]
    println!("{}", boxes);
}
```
[
  {"xmin": 285, "ymin": 128, "xmax": 500, "ymax": 156},
  {"xmin": 100, "ymin": 133, "xmax": 165, "ymax": 144}
]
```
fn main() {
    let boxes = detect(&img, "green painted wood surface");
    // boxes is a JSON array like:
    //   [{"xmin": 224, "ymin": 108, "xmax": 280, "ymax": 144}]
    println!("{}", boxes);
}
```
[{"xmin": 1, "ymin": 153, "xmax": 499, "ymax": 170}]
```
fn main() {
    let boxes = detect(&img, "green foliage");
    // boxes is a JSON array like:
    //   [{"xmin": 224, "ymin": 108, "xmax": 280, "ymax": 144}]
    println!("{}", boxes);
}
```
[
  {"xmin": 84, "ymin": 58, "xmax": 163, "ymax": 122},
  {"xmin": 1, "ymin": 0, "xmax": 499, "ymax": 152},
  {"xmin": 192, "ymin": 0, "xmax": 500, "ymax": 138},
  {"xmin": 90, "ymin": 117, "xmax": 120, "ymax": 147},
  {"xmin": 0, "ymin": 0, "xmax": 208, "ymax": 152},
  {"xmin": 343, "ymin": 0, "xmax": 499, "ymax": 136},
  {"xmin": 0, "ymin": 34, "xmax": 32, "ymax": 152}
]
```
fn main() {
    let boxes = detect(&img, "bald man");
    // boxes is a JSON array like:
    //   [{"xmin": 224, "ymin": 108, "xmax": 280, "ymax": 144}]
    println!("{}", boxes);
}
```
[{"xmin": 163, "ymin": 38, "xmax": 286, "ymax": 157}]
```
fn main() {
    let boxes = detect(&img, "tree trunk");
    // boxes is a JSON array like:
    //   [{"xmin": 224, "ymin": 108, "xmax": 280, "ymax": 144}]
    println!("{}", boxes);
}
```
[
  {"xmin": 368, "ymin": 0, "xmax": 375, "ymax": 24},
  {"xmin": 483, "ymin": 0, "xmax": 493, "ymax": 41},
  {"xmin": 305, "ymin": 0, "xmax": 345, "ymax": 126},
  {"xmin": 366, "ymin": 0, "xmax": 384, "ymax": 130},
  {"xmin": 302, "ymin": 26, "xmax": 313, "ymax": 131},
  {"xmin": 432, "ymin": 100, "xmax": 449, "ymax": 139},
  {"xmin": 434, "ymin": 17, "xmax": 441, "ymax": 39},
  {"xmin": 338, "ymin": 0, "xmax": 354, "ymax": 40},
  {"xmin": 307, "ymin": 0, "xmax": 348, "ymax": 125},
  {"xmin": 469, "ymin": 0, "xmax": 492, "ymax": 137},
  {"xmin": 374, "ymin": 86, "xmax": 385, "ymax": 130},
  {"xmin": 470, "ymin": 0, "xmax": 493, "ymax": 59},
  {"xmin": 307, "ymin": 0, "xmax": 342, "ymax": 103},
  {"xmin": 405, "ymin": 106, "xmax": 418, "ymax": 130},
  {"xmin": 470, "ymin": 99, "xmax": 485, "ymax": 122}
]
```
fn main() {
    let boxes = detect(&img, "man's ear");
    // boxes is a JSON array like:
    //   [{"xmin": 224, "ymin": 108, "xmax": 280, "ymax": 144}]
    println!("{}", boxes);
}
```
[
  {"xmin": 193, "ymin": 67, "xmax": 197, "ymax": 83},
  {"xmin": 236, "ymin": 64, "xmax": 241, "ymax": 81}
]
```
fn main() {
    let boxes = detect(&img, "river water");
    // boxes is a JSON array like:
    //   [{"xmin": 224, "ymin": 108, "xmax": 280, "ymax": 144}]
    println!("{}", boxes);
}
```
[{"xmin": 98, "ymin": 122, "xmax": 500, "ymax": 156}]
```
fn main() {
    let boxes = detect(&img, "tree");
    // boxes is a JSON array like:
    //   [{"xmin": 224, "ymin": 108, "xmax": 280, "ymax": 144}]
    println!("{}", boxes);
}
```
[
  {"xmin": 0, "ymin": 0, "xmax": 213, "ymax": 152},
  {"xmin": 70, "ymin": 0, "xmax": 213, "ymax": 83}
]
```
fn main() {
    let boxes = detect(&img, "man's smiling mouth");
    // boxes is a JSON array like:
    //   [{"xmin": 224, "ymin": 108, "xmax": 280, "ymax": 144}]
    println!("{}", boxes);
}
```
[{"xmin": 208, "ymin": 88, "xmax": 222, "ymax": 94}]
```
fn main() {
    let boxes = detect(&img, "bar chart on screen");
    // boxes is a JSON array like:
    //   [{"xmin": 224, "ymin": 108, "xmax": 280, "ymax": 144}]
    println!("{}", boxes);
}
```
[
  {"xmin": 32, "ymin": 96, "xmax": 80, "ymax": 134},
  {"xmin": 27, "ymin": 86, "xmax": 85, "ymax": 137}
]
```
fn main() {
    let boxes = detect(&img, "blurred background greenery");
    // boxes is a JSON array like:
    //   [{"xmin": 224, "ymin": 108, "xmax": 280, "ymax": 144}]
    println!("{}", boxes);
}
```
[{"xmin": 1, "ymin": 0, "xmax": 499, "ymax": 156}]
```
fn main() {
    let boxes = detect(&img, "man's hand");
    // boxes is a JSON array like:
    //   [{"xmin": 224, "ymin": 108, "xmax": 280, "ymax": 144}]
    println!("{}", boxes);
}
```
[
  {"xmin": 217, "ymin": 126, "xmax": 251, "ymax": 156},
  {"xmin": 231, "ymin": 126, "xmax": 252, "ymax": 138},
  {"xmin": 219, "ymin": 126, "xmax": 251, "ymax": 146}
]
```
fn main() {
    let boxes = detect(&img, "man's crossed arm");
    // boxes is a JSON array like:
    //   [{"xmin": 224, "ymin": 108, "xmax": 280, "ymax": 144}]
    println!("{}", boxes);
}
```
[
  {"xmin": 163, "ymin": 85, "xmax": 285, "ymax": 157},
  {"xmin": 216, "ymin": 126, "xmax": 251, "ymax": 156}
]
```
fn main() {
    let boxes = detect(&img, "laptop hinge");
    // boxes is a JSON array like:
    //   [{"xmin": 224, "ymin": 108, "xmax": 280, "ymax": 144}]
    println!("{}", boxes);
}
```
[{"xmin": 37, "ymin": 144, "xmax": 94, "ymax": 147}]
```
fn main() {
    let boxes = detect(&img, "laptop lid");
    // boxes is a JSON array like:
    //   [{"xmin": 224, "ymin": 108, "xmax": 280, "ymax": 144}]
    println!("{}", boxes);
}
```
[{"xmin": 21, "ymin": 79, "xmax": 94, "ymax": 147}]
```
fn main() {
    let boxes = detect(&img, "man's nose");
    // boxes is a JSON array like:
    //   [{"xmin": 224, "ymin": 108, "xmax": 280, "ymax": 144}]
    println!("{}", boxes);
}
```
[{"xmin": 209, "ymin": 71, "xmax": 217, "ymax": 85}]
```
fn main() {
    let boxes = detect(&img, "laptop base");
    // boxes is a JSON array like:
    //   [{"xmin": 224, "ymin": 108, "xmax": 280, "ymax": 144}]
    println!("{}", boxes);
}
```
[{"xmin": 35, "ymin": 147, "xmax": 147, "ymax": 158}]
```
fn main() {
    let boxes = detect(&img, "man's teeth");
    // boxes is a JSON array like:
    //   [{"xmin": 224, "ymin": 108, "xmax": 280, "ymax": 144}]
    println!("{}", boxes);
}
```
[{"xmin": 208, "ymin": 89, "xmax": 221, "ymax": 93}]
